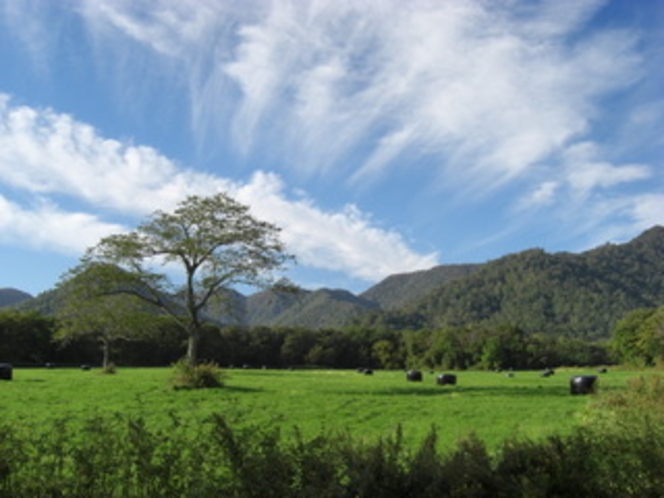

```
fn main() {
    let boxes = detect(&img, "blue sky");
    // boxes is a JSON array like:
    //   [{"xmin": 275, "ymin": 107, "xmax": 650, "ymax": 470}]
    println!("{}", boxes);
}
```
[{"xmin": 0, "ymin": 0, "xmax": 662, "ymax": 297}]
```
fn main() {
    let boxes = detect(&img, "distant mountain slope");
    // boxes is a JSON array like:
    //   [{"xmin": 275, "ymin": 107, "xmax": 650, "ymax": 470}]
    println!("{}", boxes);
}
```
[
  {"xmin": 13, "ymin": 288, "xmax": 90, "ymax": 316},
  {"xmin": 0, "ymin": 288, "xmax": 33, "ymax": 307},
  {"xmin": 361, "ymin": 263, "xmax": 481, "ymax": 309},
  {"xmin": 247, "ymin": 288, "xmax": 379, "ymax": 329},
  {"xmin": 402, "ymin": 226, "xmax": 664, "ymax": 339},
  {"xmin": 245, "ymin": 289, "xmax": 302, "ymax": 325}
]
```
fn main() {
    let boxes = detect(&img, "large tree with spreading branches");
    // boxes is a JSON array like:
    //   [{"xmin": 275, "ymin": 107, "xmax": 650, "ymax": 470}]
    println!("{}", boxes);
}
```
[{"xmin": 64, "ymin": 193, "xmax": 293, "ymax": 366}]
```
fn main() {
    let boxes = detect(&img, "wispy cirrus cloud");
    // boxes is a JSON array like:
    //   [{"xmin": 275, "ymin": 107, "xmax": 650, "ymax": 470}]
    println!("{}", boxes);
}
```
[
  {"xmin": 0, "ymin": 95, "xmax": 437, "ymax": 279},
  {"xmin": 70, "ymin": 0, "xmax": 649, "ymax": 192}
]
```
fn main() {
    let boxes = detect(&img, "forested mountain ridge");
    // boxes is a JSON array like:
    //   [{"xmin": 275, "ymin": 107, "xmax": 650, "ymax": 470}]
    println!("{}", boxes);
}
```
[
  {"xmin": 7, "ymin": 226, "xmax": 664, "ymax": 339},
  {"xmin": 248, "ymin": 288, "xmax": 379, "ymax": 329},
  {"xmin": 360, "ymin": 263, "xmax": 481, "ymax": 309},
  {"xmin": 365, "ymin": 226, "xmax": 664, "ymax": 339}
]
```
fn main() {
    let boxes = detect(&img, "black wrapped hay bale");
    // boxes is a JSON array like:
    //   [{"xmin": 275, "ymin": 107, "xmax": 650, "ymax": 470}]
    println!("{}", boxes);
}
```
[
  {"xmin": 598, "ymin": 367, "xmax": 608, "ymax": 374},
  {"xmin": 363, "ymin": 368, "xmax": 374, "ymax": 375},
  {"xmin": 570, "ymin": 375, "xmax": 598, "ymax": 395},
  {"xmin": 0, "ymin": 363, "xmax": 12, "ymax": 381},
  {"xmin": 406, "ymin": 370, "xmax": 423, "ymax": 382},
  {"xmin": 436, "ymin": 373, "xmax": 457, "ymax": 386},
  {"xmin": 81, "ymin": 364, "xmax": 91, "ymax": 371}
]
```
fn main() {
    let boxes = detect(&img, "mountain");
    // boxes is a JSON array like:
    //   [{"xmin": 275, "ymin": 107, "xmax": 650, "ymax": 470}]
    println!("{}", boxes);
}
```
[
  {"xmin": 360, "ymin": 263, "xmax": 481, "ymax": 309},
  {"xmin": 372, "ymin": 226, "xmax": 664, "ymax": 339},
  {"xmin": 0, "ymin": 288, "xmax": 33, "ymax": 307},
  {"xmin": 245, "ymin": 289, "xmax": 302, "ymax": 325},
  {"xmin": 246, "ymin": 288, "xmax": 379, "ymax": 329},
  {"xmin": 7, "ymin": 226, "xmax": 664, "ymax": 339}
]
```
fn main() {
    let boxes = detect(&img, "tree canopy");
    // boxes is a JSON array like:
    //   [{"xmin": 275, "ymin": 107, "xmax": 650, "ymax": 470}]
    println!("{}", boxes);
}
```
[{"xmin": 66, "ymin": 193, "xmax": 293, "ymax": 365}]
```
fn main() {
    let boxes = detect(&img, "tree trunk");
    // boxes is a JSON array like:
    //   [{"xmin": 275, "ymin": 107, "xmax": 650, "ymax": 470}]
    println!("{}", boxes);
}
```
[
  {"xmin": 186, "ymin": 326, "xmax": 200, "ymax": 367},
  {"xmin": 101, "ymin": 339, "xmax": 110, "ymax": 369}
]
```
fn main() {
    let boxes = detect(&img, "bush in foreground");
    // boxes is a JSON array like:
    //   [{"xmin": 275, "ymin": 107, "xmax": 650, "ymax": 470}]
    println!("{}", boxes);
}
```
[{"xmin": 170, "ymin": 359, "xmax": 226, "ymax": 389}]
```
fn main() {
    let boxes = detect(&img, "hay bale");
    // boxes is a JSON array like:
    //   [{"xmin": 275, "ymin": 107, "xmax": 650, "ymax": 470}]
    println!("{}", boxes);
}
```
[
  {"xmin": 0, "ymin": 363, "xmax": 12, "ymax": 381},
  {"xmin": 363, "ymin": 368, "xmax": 374, "ymax": 375},
  {"xmin": 436, "ymin": 373, "xmax": 457, "ymax": 386},
  {"xmin": 570, "ymin": 375, "xmax": 598, "ymax": 395},
  {"xmin": 80, "ymin": 364, "xmax": 91, "ymax": 371},
  {"xmin": 598, "ymin": 367, "xmax": 608, "ymax": 374},
  {"xmin": 406, "ymin": 370, "xmax": 423, "ymax": 382}
]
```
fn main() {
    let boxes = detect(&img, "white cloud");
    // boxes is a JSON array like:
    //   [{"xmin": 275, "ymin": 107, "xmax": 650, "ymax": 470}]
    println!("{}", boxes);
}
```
[
  {"xmin": 0, "ymin": 95, "xmax": 437, "ymax": 281},
  {"xmin": 234, "ymin": 172, "xmax": 439, "ymax": 280},
  {"xmin": 629, "ymin": 194, "xmax": 664, "ymax": 231},
  {"xmin": 517, "ymin": 181, "xmax": 560, "ymax": 210},
  {"xmin": 563, "ymin": 142, "xmax": 651, "ymax": 196},
  {"xmin": 0, "ymin": 96, "xmax": 227, "ymax": 214},
  {"xmin": 0, "ymin": 196, "xmax": 124, "ymax": 253},
  {"xmin": 62, "ymin": 0, "xmax": 641, "ymax": 191}
]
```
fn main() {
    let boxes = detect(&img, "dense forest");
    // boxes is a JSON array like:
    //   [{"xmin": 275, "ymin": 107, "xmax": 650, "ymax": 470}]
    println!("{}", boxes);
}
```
[{"xmin": 0, "ymin": 308, "xmax": 613, "ymax": 370}]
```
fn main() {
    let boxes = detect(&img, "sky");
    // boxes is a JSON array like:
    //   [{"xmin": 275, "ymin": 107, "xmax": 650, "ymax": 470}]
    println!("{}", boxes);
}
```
[{"xmin": 0, "ymin": 0, "xmax": 663, "ymax": 297}]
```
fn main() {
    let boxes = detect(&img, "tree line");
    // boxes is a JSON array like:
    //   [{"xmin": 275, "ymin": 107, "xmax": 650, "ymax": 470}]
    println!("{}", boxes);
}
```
[{"xmin": 0, "ymin": 308, "xmax": 612, "ymax": 370}]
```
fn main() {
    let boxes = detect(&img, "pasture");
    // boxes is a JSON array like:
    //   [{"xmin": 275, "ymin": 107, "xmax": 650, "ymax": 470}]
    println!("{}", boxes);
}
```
[{"xmin": 2, "ymin": 366, "xmax": 642, "ymax": 450}]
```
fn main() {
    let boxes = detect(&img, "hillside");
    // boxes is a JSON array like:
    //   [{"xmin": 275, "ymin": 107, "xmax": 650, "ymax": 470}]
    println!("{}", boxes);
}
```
[
  {"xmin": 0, "ymin": 288, "xmax": 33, "ymax": 307},
  {"xmin": 245, "ymin": 289, "xmax": 302, "ymax": 325},
  {"xmin": 380, "ymin": 226, "xmax": 664, "ymax": 339},
  {"xmin": 360, "ymin": 263, "xmax": 481, "ymax": 309},
  {"xmin": 255, "ymin": 289, "xmax": 379, "ymax": 329}
]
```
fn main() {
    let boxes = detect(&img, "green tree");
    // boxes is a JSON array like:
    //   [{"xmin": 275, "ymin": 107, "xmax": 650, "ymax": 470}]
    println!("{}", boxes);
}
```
[
  {"xmin": 0, "ymin": 310, "xmax": 55, "ymax": 364},
  {"xmin": 55, "ymin": 278, "xmax": 158, "ymax": 369},
  {"xmin": 371, "ymin": 338, "xmax": 404, "ymax": 369},
  {"xmin": 610, "ymin": 308, "xmax": 657, "ymax": 366},
  {"xmin": 479, "ymin": 325, "xmax": 528, "ymax": 370},
  {"xmin": 636, "ymin": 307, "xmax": 664, "ymax": 366},
  {"xmin": 65, "ymin": 193, "xmax": 293, "ymax": 366},
  {"xmin": 280, "ymin": 328, "xmax": 317, "ymax": 367}
]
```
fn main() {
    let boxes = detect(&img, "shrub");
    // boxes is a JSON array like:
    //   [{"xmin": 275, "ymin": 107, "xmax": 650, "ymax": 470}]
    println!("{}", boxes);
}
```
[
  {"xmin": 170, "ymin": 359, "xmax": 226, "ymax": 389},
  {"xmin": 102, "ymin": 362, "xmax": 117, "ymax": 374}
]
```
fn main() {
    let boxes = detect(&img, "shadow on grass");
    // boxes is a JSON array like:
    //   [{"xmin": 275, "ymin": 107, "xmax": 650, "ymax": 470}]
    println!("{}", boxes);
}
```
[
  {"xmin": 221, "ymin": 385, "xmax": 265, "ymax": 394},
  {"xmin": 171, "ymin": 385, "xmax": 264, "ymax": 394},
  {"xmin": 331, "ymin": 384, "xmax": 584, "ymax": 398}
]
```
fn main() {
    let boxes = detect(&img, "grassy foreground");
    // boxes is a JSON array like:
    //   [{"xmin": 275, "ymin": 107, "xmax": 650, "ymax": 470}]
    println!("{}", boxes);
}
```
[
  {"xmin": 4, "ymin": 367, "xmax": 664, "ymax": 497},
  {"xmin": 2, "ymin": 366, "xmax": 639, "ymax": 450}
]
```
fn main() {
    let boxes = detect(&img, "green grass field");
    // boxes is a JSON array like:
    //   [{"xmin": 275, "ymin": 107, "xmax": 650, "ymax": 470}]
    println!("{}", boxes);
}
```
[{"xmin": 1, "ymin": 366, "xmax": 649, "ymax": 450}]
